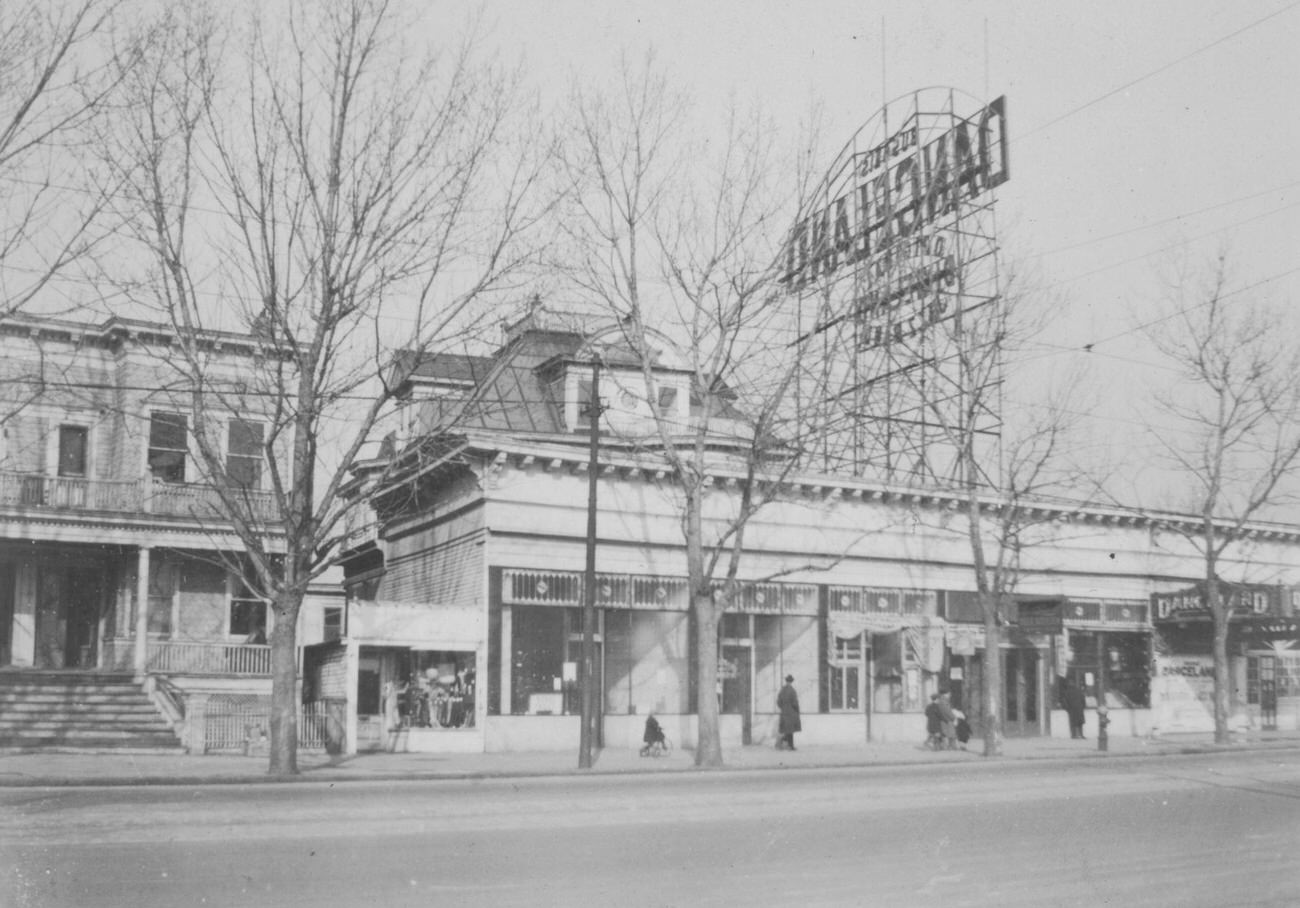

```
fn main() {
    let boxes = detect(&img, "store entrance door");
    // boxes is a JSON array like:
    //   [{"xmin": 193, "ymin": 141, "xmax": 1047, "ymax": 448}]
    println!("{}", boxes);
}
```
[
  {"xmin": 1003, "ymin": 648, "xmax": 1043, "ymax": 736},
  {"xmin": 720, "ymin": 644, "xmax": 753, "ymax": 745}
]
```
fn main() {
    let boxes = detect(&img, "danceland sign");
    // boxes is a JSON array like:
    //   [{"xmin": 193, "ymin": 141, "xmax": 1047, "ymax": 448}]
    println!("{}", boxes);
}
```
[
  {"xmin": 780, "ymin": 96, "xmax": 1008, "ymax": 294},
  {"xmin": 783, "ymin": 88, "xmax": 1010, "ymax": 482}
]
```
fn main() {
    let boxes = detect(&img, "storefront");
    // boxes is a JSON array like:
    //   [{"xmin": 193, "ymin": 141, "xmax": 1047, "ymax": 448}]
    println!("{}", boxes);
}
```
[
  {"xmin": 488, "ymin": 568, "xmax": 819, "ymax": 751},
  {"xmin": 1152, "ymin": 584, "xmax": 1300, "ymax": 733},
  {"xmin": 315, "ymin": 599, "xmax": 483, "ymax": 755},
  {"xmin": 941, "ymin": 594, "xmax": 1153, "ymax": 740},
  {"xmin": 822, "ymin": 587, "xmax": 944, "ymax": 744}
]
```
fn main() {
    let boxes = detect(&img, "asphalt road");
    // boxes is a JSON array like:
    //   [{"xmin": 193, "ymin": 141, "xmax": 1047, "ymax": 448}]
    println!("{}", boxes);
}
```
[{"xmin": 2, "ymin": 751, "xmax": 1298, "ymax": 908}]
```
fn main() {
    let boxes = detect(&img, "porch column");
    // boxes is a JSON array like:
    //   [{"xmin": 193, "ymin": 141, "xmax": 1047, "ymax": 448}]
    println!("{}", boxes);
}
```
[
  {"xmin": 10, "ymin": 562, "xmax": 37, "ymax": 667},
  {"xmin": 134, "ymin": 546, "xmax": 151, "ymax": 677}
]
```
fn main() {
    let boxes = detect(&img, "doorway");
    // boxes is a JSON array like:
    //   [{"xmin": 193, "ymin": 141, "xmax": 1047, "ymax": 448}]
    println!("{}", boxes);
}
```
[
  {"xmin": 1003, "ymin": 647, "xmax": 1043, "ymax": 736},
  {"xmin": 720, "ymin": 644, "xmax": 753, "ymax": 744},
  {"xmin": 34, "ymin": 568, "xmax": 103, "ymax": 669}
]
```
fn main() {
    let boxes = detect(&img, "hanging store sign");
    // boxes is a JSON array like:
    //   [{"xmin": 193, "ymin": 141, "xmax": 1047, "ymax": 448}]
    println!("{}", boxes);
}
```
[
  {"xmin": 1016, "ymin": 599, "xmax": 1065, "ymax": 634},
  {"xmin": 1236, "ymin": 617, "xmax": 1300, "ymax": 647},
  {"xmin": 1152, "ymin": 583, "xmax": 1274, "ymax": 621}
]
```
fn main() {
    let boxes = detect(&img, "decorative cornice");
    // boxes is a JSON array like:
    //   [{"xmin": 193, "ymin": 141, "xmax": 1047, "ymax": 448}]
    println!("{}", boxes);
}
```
[{"xmin": 421, "ymin": 431, "xmax": 1300, "ymax": 547}]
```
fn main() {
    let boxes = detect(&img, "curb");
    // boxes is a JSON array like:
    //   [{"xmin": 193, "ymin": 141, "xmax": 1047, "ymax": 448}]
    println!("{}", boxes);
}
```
[{"xmin": 2, "ymin": 739, "xmax": 1297, "ymax": 789}]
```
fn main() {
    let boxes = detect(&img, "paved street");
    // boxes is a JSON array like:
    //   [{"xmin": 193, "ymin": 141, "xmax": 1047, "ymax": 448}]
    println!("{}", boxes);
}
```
[{"xmin": 3, "ymin": 750, "xmax": 1298, "ymax": 907}]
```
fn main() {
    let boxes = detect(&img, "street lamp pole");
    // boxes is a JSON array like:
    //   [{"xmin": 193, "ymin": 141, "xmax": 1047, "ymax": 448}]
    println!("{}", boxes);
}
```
[{"xmin": 579, "ymin": 361, "xmax": 601, "ymax": 769}]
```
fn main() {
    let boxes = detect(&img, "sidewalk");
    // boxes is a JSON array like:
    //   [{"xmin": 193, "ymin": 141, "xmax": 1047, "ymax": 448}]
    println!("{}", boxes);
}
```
[{"xmin": 2, "ymin": 731, "xmax": 1298, "ymax": 788}]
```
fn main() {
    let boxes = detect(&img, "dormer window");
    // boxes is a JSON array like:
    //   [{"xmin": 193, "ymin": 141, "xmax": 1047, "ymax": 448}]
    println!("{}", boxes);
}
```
[
  {"xmin": 576, "ymin": 378, "xmax": 602, "ymax": 429},
  {"xmin": 657, "ymin": 386, "xmax": 678, "ymax": 413}
]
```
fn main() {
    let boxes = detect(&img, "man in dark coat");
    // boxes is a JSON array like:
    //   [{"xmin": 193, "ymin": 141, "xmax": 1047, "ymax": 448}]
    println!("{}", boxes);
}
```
[
  {"xmin": 777, "ymin": 675, "xmax": 801, "ymax": 750},
  {"xmin": 1063, "ymin": 679, "xmax": 1087, "ymax": 739}
]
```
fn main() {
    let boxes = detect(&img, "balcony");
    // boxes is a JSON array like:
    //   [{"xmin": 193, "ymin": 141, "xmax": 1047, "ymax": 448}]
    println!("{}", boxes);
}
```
[{"xmin": 0, "ymin": 471, "xmax": 280, "ymax": 523}]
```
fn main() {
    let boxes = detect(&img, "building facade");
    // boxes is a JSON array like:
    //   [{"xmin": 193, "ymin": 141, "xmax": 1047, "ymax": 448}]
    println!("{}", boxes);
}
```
[
  {"xmin": 335, "ymin": 314, "xmax": 1300, "ymax": 755},
  {"xmin": 0, "ymin": 314, "xmax": 342, "ymax": 752}
]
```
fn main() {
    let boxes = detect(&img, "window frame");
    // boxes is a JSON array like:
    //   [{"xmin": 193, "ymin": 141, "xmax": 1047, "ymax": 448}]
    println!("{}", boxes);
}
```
[
  {"xmin": 147, "ymin": 411, "xmax": 189, "ymax": 483},
  {"xmin": 828, "ymin": 631, "xmax": 865, "ymax": 712},
  {"xmin": 228, "ymin": 574, "xmax": 268, "ymax": 640},
  {"xmin": 226, "ymin": 417, "xmax": 265, "ymax": 491},
  {"xmin": 56, "ymin": 424, "xmax": 89, "ymax": 478}
]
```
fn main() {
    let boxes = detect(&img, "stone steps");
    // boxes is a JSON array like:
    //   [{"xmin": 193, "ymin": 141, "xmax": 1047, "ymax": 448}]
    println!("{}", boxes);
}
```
[{"xmin": 0, "ymin": 671, "xmax": 184, "ymax": 753}]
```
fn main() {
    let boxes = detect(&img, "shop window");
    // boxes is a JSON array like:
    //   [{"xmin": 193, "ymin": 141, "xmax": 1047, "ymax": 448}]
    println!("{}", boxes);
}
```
[
  {"xmin": 604, "ymin": 610, "xmax": 689, "ymax": 716},
  {"xmin": 404, "ymin": 650, "xmax": 476, "ymax": 728},
  {"xmin": 148, "ymin": 412, "xmax": 188, "ymax": 482},
  {"xmin": 511, "ymin": 606, "xmax": 569, "ymax": 714},
  {"xmin": 227, "ymin": 419, "xmax": 264, "ymax": 490},
  {"xmin": 1064, "ymin": 631, "xmax": 1149, "ymax": 708}
]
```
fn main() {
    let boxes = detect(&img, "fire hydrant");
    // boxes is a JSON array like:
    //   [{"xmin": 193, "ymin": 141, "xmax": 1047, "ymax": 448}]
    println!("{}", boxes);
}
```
[{"xmin": 1097, "ymin": 705, "xmax": 1110, "ymax": 752}]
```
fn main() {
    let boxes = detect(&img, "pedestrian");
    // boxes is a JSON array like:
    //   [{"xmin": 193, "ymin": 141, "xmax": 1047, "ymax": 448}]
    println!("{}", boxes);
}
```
[
  {"xmin": 777, "ymin": 674, "xmax": 801, "ymax": 751},
  {"xmin": 954, "ymin": 709, "xmax": 972, "ymax": 748},
  {"xmin": 924, "ymin": 693, "xmax": 943, "ymax": 750},
  {"xmin": 937, "ymin": 691, "xmax": 957, "ymax": 749},
  {"xmin": 1063, "ymin": 679, "xmax": 1087, "ymax": 739}
]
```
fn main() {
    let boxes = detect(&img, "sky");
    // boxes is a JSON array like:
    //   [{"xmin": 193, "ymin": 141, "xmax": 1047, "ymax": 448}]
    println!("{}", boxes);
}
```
[{"xmin": 446, "ymin": 0, "xmax": 1300, "ymax": 508}]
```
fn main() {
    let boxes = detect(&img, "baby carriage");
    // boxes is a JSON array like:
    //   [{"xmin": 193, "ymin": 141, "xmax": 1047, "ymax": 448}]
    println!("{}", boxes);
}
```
[
  {"xmin": 640, "ymin": 715, "xmax": 671, "ymax": 757},
  {"xmin": 954, "ymin": 711, "xmax": 972, "ymax": 748}
]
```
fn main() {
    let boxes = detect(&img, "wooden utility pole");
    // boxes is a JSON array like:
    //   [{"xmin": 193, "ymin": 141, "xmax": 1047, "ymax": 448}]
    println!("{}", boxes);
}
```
[{"xmin": 579, "ymin": 362, "xmax": 601, "ymax": 769}]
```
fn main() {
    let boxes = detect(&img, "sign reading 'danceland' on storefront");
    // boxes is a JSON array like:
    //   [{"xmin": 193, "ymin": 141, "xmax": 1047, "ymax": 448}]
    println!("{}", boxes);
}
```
[{"xmin": 1152, "ymin": 655, "xmax": 1216, "ymax": 732}]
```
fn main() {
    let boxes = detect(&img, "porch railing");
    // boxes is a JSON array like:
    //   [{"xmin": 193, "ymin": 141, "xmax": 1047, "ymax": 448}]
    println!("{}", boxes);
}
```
[
  {"xmin": 148, "ymin": 640, "xmax": 272, "ymax": 676},
  {"xmin": 0, "ymin": 471, "xmax": 279, "ymax": 522}
]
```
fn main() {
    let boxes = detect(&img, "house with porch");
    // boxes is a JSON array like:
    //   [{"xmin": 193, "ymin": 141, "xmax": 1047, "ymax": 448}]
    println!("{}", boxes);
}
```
[{"xmin": 0, "ymin": 314, "xmax": 342, "ymax": 752}]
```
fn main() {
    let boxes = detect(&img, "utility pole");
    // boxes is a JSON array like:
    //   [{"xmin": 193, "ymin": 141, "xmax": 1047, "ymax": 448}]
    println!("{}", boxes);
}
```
[{"xmin": 579, "ymin": 361, "xmax": 601, "ymax": 769}]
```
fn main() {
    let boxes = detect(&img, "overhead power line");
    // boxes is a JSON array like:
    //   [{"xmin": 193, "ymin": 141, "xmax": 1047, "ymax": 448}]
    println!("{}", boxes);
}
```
[{"xmin": 1021, "ymin": 1, "xmax": 1300, "ymax": 138}]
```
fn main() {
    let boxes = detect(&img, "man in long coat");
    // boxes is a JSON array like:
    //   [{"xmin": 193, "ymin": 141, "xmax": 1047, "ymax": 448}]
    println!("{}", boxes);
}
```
[
  {"xmin": 1063, "ymin": 679, "xmax": 1087, "ymax": 739},
  {"xmin": 777, "ymin": 675, "xmax": 801, "ymax": 751}
]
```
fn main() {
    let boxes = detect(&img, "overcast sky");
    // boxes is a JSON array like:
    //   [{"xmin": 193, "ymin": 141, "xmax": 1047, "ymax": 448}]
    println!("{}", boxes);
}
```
[{"xmin": 445, "ymin": 0, "xmax": 1300, "ymax": 507}]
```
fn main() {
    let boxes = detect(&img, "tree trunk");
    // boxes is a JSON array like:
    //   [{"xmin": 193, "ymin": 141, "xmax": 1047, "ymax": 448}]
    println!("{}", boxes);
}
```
[
  {"xmin": 1207, "ymin": 576, "xmax": 1231, "ymax": 745},
  {"xmin": 267, "ymin": 592, "xmax": 302, "ymax": 775},
  {"xmin": 694, "ymin": 594, "xmax": 723, "ymax": 767},
  {"xmin": 980, "ymin": 594, "xmax": 1004, "ymax": 757}
]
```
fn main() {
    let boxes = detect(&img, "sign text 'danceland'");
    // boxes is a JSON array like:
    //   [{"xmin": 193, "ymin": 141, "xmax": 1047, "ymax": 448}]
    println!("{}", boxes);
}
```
[{"xmin": 780, "ymin": 96, "xmax": 1009, "ymax": 298}]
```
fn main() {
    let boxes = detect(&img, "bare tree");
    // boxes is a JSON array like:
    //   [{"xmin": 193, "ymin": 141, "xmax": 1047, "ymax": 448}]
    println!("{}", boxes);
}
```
[
  {"xmin": 102, "ymin": 0, "xmax": 548, "ymax": 774},
  {"xmin": 0, "ymin": 0, "xmax": 123, "ymax": 434},
  {"xmin": 0, "ymin": 0, "xmax": 122, "ymax": 317},
  {"xmin": 905, "ymin": 271, "xmax": 1097, "ymax": 757},
  {"xmin": 1143, "ymin": 251, "xmax": 1300, "ymax": 744},
  {"xmin": 560, "ymin": 54, "xmax": 828, "ymax": 767}
]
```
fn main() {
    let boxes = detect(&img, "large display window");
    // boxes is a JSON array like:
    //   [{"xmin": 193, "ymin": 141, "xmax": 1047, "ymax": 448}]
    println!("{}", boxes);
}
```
[
  {"xmin": 604, "ymin": 610, "xmax": 689, "ymax": 716},
  {"xmin": 1062, "ymin": 630, "xmax": 1150, "ymax": 708}
]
